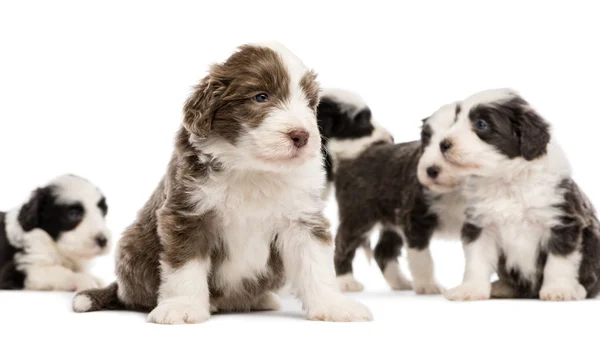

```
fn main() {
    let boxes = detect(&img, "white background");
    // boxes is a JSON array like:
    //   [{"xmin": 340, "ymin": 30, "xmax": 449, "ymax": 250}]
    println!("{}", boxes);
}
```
[{"xmin": 1, "ymin": 0, "xmax": 599, "ymax": 344}]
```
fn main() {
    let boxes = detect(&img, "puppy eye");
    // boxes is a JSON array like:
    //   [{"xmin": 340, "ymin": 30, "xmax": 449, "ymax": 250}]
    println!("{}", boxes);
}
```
[
  {"xmin": 67, "ymin": 207, "xmax": 83, "ymax": 222},
  {"xmin": 475, "ymin": 120, "xmax": 489, "ymax": 131},
  {"xmin": 253, "ymin": 93, "xmax": 269, "ymax": 103}
]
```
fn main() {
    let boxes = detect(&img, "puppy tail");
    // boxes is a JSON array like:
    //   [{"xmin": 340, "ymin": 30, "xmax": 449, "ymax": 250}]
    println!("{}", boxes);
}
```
[
  {"xmin": 361, "ymin": 239, "xmax": 374, "ymax": 265},
  {"xmin": 72, "ymin": 282, "xmax": 125, "ymax": 312}
]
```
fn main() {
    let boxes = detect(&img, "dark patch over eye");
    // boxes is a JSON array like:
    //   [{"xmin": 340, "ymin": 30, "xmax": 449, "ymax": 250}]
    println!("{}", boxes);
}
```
[
  {"xmin": 420, "ymin": 124, "xmax": 433, "ymax": 147},
  {"xmin": 65, "ymin": 204, "xmax": 84, "ymax": 223},
  {"xmin": 253, "ymin": 93, "xmax": 269, "ymax": 103},
  {"xmin": 97, "ymin": 197, "xmax": 108, "ymax": 216},
  {"xmin": 474, "ymin": 119, "xmax": 489, "ymax": 131}
]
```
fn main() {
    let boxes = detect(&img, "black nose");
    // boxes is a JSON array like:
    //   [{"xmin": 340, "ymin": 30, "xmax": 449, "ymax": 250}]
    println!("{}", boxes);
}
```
[
  {"xmin": 426, "ymin": 166, "xmax": 440, "ymax": 179},
  {"xmin": 440, "ymin": 139, "xmax": 452, "ymax": 153},
  {"xmin": 95, "ymin": 235, "xmax": 107, "ymax": 248}
]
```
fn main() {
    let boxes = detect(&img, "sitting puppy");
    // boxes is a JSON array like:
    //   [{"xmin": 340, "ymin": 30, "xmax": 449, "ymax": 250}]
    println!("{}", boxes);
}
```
[
  {"xmin": 73, "ymin": 42, "xmax": 372, "ymax": 324},
  {"xmin": 423, "ymin": 88, "xmax": 600, "ymax": 301},
  {"xmin": 0, "ymin": 174, "xmax": 110, "ymax": 291},
  {"xmin": 334, "ymin": 103, "xmax": 466, "ymax": 293}
]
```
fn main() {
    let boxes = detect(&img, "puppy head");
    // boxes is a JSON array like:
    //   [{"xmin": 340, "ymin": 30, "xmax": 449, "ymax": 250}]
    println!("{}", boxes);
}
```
[
  {"xmin": 318, "ymin": 88, "xmax": 394, "ymax": 161},
  {"xmin": 183, "ymin": 41, "xmax": 322, "ymax": 171},
  {"xmin": 422, "ymin": 88, "xmax": 551, "ymax": 179},
  {"xmin": 417, "ymin": 102, "xmax": 466, "ymax": 193},
  {"xmin": 18, "ymin": 174, "xmax": 110, "ymax": 260}
]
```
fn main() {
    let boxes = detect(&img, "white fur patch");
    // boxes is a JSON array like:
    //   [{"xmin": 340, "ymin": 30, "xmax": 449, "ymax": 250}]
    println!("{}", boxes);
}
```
[
  {"xmin": 382, "ymin": 261, "xmax": 412, "ymax": 291},
  {"xmin": 336, "ymin": 273, "xmax": 365, "ymax": 292},
  {"xmin": 406, "ymin": 248, "xmax": 443, "ymax": 295},
  {"xmin": 151, "ymin": 258, "xmax": 211, "ymax": 324},
  {"xmin": 72, "ymin": 294, "xmax": 93, "ymax": 312}
]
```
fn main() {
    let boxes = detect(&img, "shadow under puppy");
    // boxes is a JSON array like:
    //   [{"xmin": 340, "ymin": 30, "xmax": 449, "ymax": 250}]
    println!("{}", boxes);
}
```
[
  {"xmin": 73, "ymin": 42, "xmax": 372, "ymax": 324},
  {"xmin": 0, "ymin": 174, "xmax": 110, "ymax": 291},
  {"xmin": 334, "ymin": 102, "xmax": 467, "ymax": 293},
  {"xmin": 423, "ymin": 89, "xmax": 600, "ymax": 301}
]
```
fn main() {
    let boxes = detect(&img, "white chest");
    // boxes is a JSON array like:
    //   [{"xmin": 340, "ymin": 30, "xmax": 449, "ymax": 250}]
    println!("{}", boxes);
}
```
[{"xmin": 431, "ymin": 191, "xmax": 466, "ymax": 240}]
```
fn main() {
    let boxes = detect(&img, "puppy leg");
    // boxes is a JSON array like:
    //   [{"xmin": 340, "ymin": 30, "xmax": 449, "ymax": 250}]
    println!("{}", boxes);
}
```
[
  {"xmin": 280, "ymin": 214, "xmax": 372, "ymax": 322},
  {"xmin": 147, "ymin": 207, "xmax": 213, "ymax": 324},
  {"xmin": 334, "ymin": 220, "xmax": 374, "ymax": 292},
  {"xmin": 406, "ymin": 247, "xmax": 443, "ymax": 294},
  {"xmin": 444, "ymin": 224, "xmax": 497, "ymax": 301},
  {"xmin": 24, "ymin": 265, "xmax": 99, "ymax": 291},
  {"xmin": 490, "ymin": 279, "xmax": 517, "ymax": 298},
  {"xmin": 374, "ymin": 228, "xmax": 412, "ymax": 291},
  {"xmin": 540, "ymin": 251, "xmax": 586, "ymax": 301},
  {"xmin": 251, "ymin": 291, "xmax": 282, "ymax": 311}
]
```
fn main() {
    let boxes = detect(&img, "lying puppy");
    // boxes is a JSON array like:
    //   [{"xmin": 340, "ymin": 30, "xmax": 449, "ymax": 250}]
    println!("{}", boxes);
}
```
[
  {"xmin": 334, "ymin": 103, "xmax": 466, "ymax": 293},
  {"xmin": 73, "ymin": 42, "xmax": 372, "ymax": 324},
  {"xmin": 0, "ymin": 174, "xmax": 110, "ymax": 291},
  {"xmin": 425, "ymin": 88, "xmax": 600, "ymax": 301}
]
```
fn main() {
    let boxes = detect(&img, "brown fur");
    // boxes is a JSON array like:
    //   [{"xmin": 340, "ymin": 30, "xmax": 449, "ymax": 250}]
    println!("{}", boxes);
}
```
[{"xmin": 75, "ymin": 44, "xmax": 323, "ymax": 315}]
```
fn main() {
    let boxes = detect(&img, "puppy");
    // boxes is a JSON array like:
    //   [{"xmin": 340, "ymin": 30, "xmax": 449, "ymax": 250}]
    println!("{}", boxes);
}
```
[
  {"xmin": 334, "ymin": 103, "xmax": 466, "ymax": 293},
  {"xmin": 422, "ymin": 88, "xmax": 600, "ymax": 301},
  {"xmin": 317, "ymin": 88, "xmax": 394, "ymax": 197},
  {"xmin": 73, "ymin": 42, "xmax": 372, "ymax": 324},
  {"xmin": 0, "ymin": 174, "xmax": 110, "ymax": 291}
]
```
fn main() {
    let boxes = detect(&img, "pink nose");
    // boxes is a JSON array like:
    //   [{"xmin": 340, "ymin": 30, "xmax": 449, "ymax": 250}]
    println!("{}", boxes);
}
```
[{"xmin": 289, "ymin": 129, "xmax": 309, "ymax": 148}]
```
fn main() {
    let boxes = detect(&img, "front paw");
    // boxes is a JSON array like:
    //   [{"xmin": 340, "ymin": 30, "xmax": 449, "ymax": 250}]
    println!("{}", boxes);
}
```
[
  {"xmin": 413, "ymin": 281, "xmax": 444, "ymax": 295},
  {"xmin": 73, "ymin": 273, "xmax": 101, "ymax": 291},
  {"xmin": 444, "ymin": 283, "xmax": 490, "ymax": 301},
  {"xmin": 147, "ymin": 298, "xmax": 210, "ymax": 324},
  {"xmin": 308, "ymin": 296, "xmax": 372, "ymax": 322},
  {"xmin": 336, "ymin": 274, "xmax": 364, "ymax": 292},
  {"xmin": 540, "ymin": 283, "xmax": 586, "ymax": 301}
]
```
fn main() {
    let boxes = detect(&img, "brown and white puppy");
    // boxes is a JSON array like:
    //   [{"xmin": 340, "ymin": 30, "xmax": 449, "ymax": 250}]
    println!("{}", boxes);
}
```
[
  {"xmin": 72, "ymin": 42, "xmax": 372, "ymax": 323},
  {"xmin": 420, "ymin": 88, "xmax": 600, "ymax": 301}
]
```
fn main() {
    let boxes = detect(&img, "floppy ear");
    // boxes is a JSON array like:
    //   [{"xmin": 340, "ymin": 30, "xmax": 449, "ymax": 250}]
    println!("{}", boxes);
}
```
[
  {"xmin": 182, "ymin": 72, "xmax": 224, "ymax": 138},
  {"xmin": 516, "ymin": 104, "xmax": 551, "ymax": 160},
  {"xmin": 17, "ymin": 187, "xmax": 50, "ymax": 231}
]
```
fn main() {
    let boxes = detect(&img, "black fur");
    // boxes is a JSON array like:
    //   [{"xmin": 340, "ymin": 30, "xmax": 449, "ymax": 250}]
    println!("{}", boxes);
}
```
[
  {"xmin": 461, "ymin": 223, "xmax": 482, "ymax": 244},
  {"xmin": 333, "ymin": 140, "xmax": 440, "ymax": 276},
  {"xmin": 317, "ymin": 96, "xmax": 375, "ymax": 182},
  {"xmin": 0, "ymin": 212, "xmax": 26, "ymax": 289},
  {"xmin": 374, "ymin": 229, "xmax": 404, "ymax": 272},
  {"xmin": 468, "ymin": 96, "xmax": 550, "ymax": 161},
  {"xmin": 17, "ymin": 186, "xmax": 86, "ymax": 241}
]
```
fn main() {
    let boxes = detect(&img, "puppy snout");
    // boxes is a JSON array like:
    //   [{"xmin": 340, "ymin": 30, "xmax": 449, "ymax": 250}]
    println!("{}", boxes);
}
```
[
  {"xmin": 289, "ymin": 129, "xmax": 309, "ymax": 148},
  {"xmin": 94, "ymin": 234, "xmax": 108, "ymax": 249},
  {"xmin": 440, "ymin": 139, "xmax": 452, "ymax": 153},
  {"xmin": 426, "ymin": 166, "xmax": 441, "ymax": 179}
]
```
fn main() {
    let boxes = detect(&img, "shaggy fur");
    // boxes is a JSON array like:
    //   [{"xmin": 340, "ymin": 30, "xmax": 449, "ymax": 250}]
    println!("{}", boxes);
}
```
[
  {"xmin": 0, "ymin": 174, "xmax": 110, "ymax": 291},
  {"xmin": 420, "ymin": 88, "xmax": 600, "ymax": 301},
  {"xmin": 333, "ymin": 103, "xmax": 467, "ymax": 293},
  {"xmin": 73, "ymin": 42, "xmax": 372, "ymax": 324}
]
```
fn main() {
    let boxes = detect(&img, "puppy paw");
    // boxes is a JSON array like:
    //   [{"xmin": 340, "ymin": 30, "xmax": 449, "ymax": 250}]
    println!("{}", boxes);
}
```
[
  {"xmin": 444, "ymin": 283, "xmax": 490, "ymax": 301},
  {"xmin": 336, "ymin": 274, "xmax": 364, "ymax": 292},
  {"xmin": 308, "ymin": 296, "xmax": 372, "ymax": 322},
  {"xmin": 73, "ymin": 273, "xmax": 101, "ymax": 291},
  {"xmin": 252, "ymin": 292, "xmax": 281, "ymax": 311},
  {"xmin": 413, "ymin": 281, "xmax": 444, "ymax": 295},
  {"xmin": 540, "ymin": 283, "xmax": 586, "ymax": 301},
  {"xmin": 147, "ymin": 298, "xmax": 210, "ymax": 324}
]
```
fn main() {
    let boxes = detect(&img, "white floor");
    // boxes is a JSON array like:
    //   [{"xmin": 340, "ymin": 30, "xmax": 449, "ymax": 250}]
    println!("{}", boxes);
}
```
[{"xmin": 2, "ymin": 204, "xmax": 599, "ymax": 344}]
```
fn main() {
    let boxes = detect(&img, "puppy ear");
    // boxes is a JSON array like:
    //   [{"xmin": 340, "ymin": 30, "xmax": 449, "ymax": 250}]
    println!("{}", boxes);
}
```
[
  {"xmin": 516, "ymin": 102, "xmax": 551, "ymax": 160},
  {"xmin": 182, "ymin": 72, "xmax": 224, "ymax": 138},
  {"xmin": 17, "ymin": 187, "xmax": 50, "ymax": 231}
]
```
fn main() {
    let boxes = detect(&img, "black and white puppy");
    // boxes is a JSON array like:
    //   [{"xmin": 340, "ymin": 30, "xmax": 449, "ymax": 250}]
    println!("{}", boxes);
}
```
[
  {"xmin": 334, "ymin": 103, "xmax": 467, "ymax": 293},
  {"xmin": 317, "ymin": 88, "xmax": 394, "ymax": 199},
  {"xmin": 0, "ymin": 174, "xmax": 110, "ymax": 291},
  {"xmin": 421, "ymin": 88, "xmax": 600, "ymax": 301}
]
